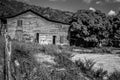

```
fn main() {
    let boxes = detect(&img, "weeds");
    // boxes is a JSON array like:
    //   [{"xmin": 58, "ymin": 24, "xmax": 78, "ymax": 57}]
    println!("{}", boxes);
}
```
[
  {"xmin": 11, "ymin": 41, "xmax": 120, "ymax": 80},
  {"xmin": 107, "ymin": 70, "xmax": 120, "ymax": 80},
  {"xmin": 75, "ymin": 59, "xmax": 108, "ymax": 80}
]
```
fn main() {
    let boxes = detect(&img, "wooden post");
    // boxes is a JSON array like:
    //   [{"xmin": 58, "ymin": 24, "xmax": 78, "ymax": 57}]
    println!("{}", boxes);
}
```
[{"xmin": 5, "ymin": 31, "xmax": 12, "ymax": 80}]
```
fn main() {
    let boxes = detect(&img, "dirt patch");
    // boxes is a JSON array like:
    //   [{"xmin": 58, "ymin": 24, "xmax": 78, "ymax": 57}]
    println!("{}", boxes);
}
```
[
  {"xmin": 34, "ymin": 53, "xmax": 56, "ymax": 65},
  {"xmin": 71, "ymin": 53, "xmax": 120, "ymax": 73}
]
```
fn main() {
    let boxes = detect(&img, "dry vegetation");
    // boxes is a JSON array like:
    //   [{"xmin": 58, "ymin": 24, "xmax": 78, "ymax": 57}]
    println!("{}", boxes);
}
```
[
  {"xmin": 0, "ymin": 39, "xmax": 119, "ymax": 80},
  {"xmin": 11, "ymin": 41, "xmax": 87, "ymax": 80},
  {"xmin": 9, "ymin": 41, "xmax": 120, "ymax": 80}
]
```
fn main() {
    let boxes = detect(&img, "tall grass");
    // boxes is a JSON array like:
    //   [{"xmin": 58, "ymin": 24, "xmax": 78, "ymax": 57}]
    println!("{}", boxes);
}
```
[
  {"xmin": 11, "ymin": 41, "xmax": 89, "ymax": 80},
  {"xmin": 11, "ymin": 41, "xmax": 52, "ymax": 80},
  {"xmin": 75, "ymin": 59, "xmax": 108, "ymax": 80},
  {"xmin": 107, "ymin": 70, "xmax": 120, "ymax": 80},
  {"xmin": 11, "ymin": 41, "xmax": 120, "ymax": 80}
]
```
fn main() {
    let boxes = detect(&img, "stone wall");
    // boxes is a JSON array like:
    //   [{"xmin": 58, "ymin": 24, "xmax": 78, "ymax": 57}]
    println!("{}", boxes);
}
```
[{"xmin": 7, "ymin": 11, "xmax": 70, "ymax": 45}]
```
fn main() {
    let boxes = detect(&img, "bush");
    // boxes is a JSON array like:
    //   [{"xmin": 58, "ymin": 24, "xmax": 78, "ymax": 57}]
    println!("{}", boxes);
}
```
[
  {"xmin": 92, "ymin": 47, "xmax": 112, "ymax": 54},
  {"xmin": 11, "ymin": 43, "xmax": 52, "ymax": 80},
  {"xmin": 12, "ymin": 41, "xmax": 120, "ymax": 80},
  {"xmin": 75, "ymin": 59, "xmax": 108, "ymax": 80},
  {"xmin": 75, "ymin": 59, "xmax": 96, "ymax": 73},
  {"xmin": 107, "ymin": 70, "xmax": 120, "ymax": 80},
  {"xmin": 11, "ymin": 41, "xmax": 88, "ymax": 80}
]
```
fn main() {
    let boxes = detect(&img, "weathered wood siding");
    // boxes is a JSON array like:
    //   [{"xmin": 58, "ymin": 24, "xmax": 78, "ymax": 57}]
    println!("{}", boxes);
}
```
[{"xmin": 7, "ymin": 11, "xmax": 69, "ymax": 45}]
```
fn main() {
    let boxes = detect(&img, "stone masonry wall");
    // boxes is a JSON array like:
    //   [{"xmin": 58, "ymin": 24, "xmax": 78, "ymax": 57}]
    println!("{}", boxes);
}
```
[{"xmin": 7, "ymin": 11, "xmax": 70, "ymax": 45}]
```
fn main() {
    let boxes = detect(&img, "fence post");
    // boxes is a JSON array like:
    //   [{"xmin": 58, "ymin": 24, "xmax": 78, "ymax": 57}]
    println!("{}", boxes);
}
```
[{"xmin": 5, "ymin": 33, "xmax": 12, "ymax": 80}]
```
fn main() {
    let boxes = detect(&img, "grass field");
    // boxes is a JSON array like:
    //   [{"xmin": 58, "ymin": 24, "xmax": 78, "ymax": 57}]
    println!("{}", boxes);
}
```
[
  {"xmin": 71, "ymin": 53, "xmax": 120, "ymax": 74},
  {"xmin": 9, "ymin": 41, "xmax": 120, "ymax": 80}
]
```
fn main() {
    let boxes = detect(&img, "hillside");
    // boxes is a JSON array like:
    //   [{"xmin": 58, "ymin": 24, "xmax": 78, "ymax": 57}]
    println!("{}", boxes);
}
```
[{"xmin": 0, "ymin": 0, "xmax": 73, "ymax": 24}]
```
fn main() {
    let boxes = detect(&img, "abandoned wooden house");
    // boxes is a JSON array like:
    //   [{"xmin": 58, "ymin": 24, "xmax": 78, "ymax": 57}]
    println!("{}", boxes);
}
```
[{"xmin": 0, "ymin": 10, "xmax": 70, "ymax": 45}]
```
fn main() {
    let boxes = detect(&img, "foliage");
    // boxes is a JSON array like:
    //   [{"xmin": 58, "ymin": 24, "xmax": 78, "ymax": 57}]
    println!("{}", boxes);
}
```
[
  {"xmin": 68, "ymin": 10, "xmax": 111, "ymax": 47},
  {"xmin": 92, "ymin": 47, "xmax": 112, "ymax": 53},
  {"xmin": 0, "ymin": 0, "xmax": 73, "ymax": 24},
  {"xmin": 11, "ymin": 41, "xmax": 88, "ymax": 80},
  {"xmin": 10, "ymin": 41, "xmax": 120, "ymax": 80},
  {"xmin": 107, "ymin": 70, "xmax": 120, "ymax": 80},
  {"xmin": 107, "ymin": 14, "xmax": 120, "ymax": 47},
  {"xmin": 75, "ymin": 59, "xmax": 108, "ymax": 80}
]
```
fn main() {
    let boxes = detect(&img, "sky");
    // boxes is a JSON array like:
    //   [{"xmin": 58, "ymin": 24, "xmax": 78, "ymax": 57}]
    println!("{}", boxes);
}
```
[{"xmin": 21, "ymin": 0, "xmax": 120, "ymax": 15}]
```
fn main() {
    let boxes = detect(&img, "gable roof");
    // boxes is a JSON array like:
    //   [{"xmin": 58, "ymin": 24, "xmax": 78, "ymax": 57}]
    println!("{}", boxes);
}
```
[{"xmin": 6, "ymin": 9, "xmax": 70, "ymax": 25}]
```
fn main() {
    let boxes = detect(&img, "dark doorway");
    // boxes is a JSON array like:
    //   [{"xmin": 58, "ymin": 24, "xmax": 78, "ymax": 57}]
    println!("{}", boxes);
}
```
[
  {"xmin": 36, "ymin": 33, "xmax": 39, "ymax": 43},
  {"xmin": 53, "ymin": 36, "xmax": 56, "ymax": 45}
]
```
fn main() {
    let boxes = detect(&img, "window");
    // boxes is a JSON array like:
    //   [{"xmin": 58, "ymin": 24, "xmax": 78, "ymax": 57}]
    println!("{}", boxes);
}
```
[
  {"xmin": 17, "ymin": 20, "xmax": 23, "ymax": 27},
  {"xmin": 60, "ymin": 36, "xmax": 64, "ymax": 43}
]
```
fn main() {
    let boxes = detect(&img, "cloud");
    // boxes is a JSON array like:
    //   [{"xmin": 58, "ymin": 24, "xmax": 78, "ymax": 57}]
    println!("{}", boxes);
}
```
[
  {"xmin": 105, "ymin": 0, "xmax": 120, "ymax": 3},
  {"xmin": 82, "ymin": 0, "xmax": 93, "ymax": 3},
  {"xmin": 49, "ymin": 0, "xmax": 58, "ymax": 1},
  {"xmin": 105, "ymin": 0, "xmax": 110, "ymax": 2},
  {"xmin": 61, "ymin": 0, "xmax": 67, "ymax": 1},
  {"xmin": 89, "ymin": 7, "xmax": 96, "ymax": 12},
  {"xmin": 96, "ymin": 1, "xmax": 102, "ymax": 4},
  {"xmin": 16, "ymin": 0, "xmax": 30, "ymax": 2},
  {"xmin": 108, "ymin": 10, "xmax": 116, "ymax": 15},
  {"xmin": 83, "ymin": 0, "xmax": 120, "ymax": 3},
  {"xmin": 49, "ymin": 0, "xmax": 66, "ymax": 2},
  {"xmin": 114, "ymin": 0, "xmax": 120, "ymax": 2}
]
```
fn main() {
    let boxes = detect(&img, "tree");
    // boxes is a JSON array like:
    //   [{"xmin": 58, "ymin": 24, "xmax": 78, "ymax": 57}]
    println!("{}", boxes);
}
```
[
  {"xmin": 69, "ymin": 10, "xmax": 110, "ymax": 47},
  {"xmin": 108, "ymin": 12, "xmax": 120, "ymax": 47}
]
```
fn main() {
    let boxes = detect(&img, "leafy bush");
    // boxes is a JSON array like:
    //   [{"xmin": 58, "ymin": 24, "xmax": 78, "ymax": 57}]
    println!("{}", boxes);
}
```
[
  {"xmin": 11, "ymin": 41, "xmax": 88, "ymax": 80},
  {"xmin": 75, "ymin": 59, "xmax": 96, "ymax": 73},
  {"xmin": 92, "ymin": 47, "xmax": 112, "ymax": 54},
  {"xmin": 11, "ymin": 43, "xmax": 52, "ymax": 80},
  {"xmin": 75, "ymin": 59, "xmax": 108, "ymax": 80},
  {"xmin": 107, "ymin": 70, "xmax": 120, "ymax": 80},
  {"xmin": 12, "ymin": 41, "xmax": 120, "ymax": 80}
]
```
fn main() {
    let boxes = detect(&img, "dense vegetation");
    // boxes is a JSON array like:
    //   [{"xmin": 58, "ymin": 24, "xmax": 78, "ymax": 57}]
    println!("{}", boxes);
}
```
[
  {"xmin": 69, "ymin": 10, "xmax": 120, "ymax": 47},
  {"xmin": 10, "ymin": 41, "xmax": 120, "ymax": 80},
  {"xmin": 0, "ymin": 0, "xmax": 73, "ymax": 23}
]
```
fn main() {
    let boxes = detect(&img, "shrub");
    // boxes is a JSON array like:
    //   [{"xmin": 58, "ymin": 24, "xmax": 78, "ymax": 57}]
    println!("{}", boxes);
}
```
[
  {"xmin": 75, "ymin": 59, "xmax": 96, "ymax": 73},
  {"xmin": 92, "ymin": 47, "xmax": 112, "ymax": 54},
  {"xmin": 11, "ymin": 44, "xmax": 52, "ymax": 80},
  {"xmin": 75, "ymin": 59, "xmax": 108, "ymax": 80},
  {"xmin": 107, "ymin": 70, "xmax": 120, "ymax": 80},
  {"xmin": 54, "ymin": 53, "xmax": 75, "ymax": 69},
  {"xmin": 11, "ymin": 41, "xmax": 88, "ymax": 80},
  {"xmin": 93, "ymin": 68, "xmax": 108, "ymax": 80}
]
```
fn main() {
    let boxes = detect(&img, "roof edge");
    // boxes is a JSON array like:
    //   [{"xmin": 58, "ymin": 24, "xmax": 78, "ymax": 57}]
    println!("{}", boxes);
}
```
[{"xmin": 4, "ymin": 9, "xmax": 70, "ymax": 25}]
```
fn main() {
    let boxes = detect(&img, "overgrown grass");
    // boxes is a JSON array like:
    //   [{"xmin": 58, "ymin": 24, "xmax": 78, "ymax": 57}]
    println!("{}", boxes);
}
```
[
  {"xmin": 75, "ymin": 59, "xmax": 108, "ymax": 80},
  {"xmin": 107, "ymin": 70, "xmax": 120, "ymax": 80},
  {"xmin": 11, "ymin": 41, "xmax": 120, "ymax": 80},
  {"xmin": 11, "ymin": 41, "xmax": 87, "ymax": 80}
]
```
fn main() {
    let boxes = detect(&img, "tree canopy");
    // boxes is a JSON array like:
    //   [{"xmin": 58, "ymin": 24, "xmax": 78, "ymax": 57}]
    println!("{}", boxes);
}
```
[{"xmin": 68, "ymin": 10, "xmax": 120, "ymax": 47}]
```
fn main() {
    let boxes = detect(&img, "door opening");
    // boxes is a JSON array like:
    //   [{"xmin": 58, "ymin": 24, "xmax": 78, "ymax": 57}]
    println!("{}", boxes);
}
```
[
  {"xmin": 53, "ymin": 36, "xmax": 56, "ymax": 45},
  {"xmin": 36, "ymin": 33, "xmax": 39, "ymax": 43}
]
